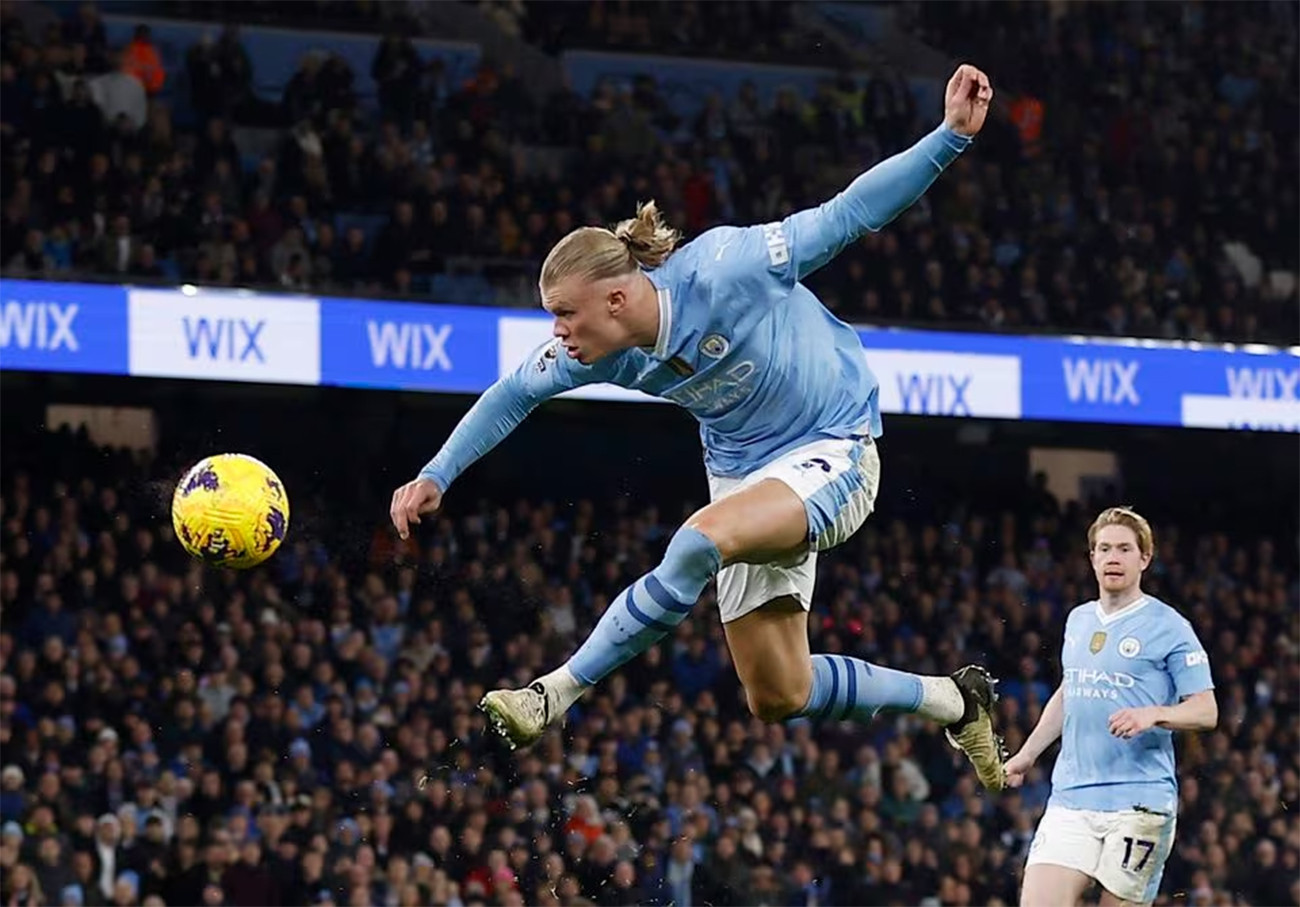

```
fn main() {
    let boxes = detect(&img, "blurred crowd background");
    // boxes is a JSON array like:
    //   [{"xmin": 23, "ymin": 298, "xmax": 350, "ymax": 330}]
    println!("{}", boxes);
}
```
[
  {"xmin": 0, "ymin": 412, "xmax": 1296, "ymax": 907},
  {"xmin": 1, "ymin": 0, "xmax": 1296, "ymax": 341},
  {"xmin": 2, "ymin": 1, "xmax": 1298, "ymax": 906}
]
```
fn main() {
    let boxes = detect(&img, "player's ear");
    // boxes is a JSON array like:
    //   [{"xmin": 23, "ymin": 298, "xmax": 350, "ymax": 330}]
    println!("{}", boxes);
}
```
[{"xmin": 605, "ymin": 284, "xmax": 627, "ymax": 316}]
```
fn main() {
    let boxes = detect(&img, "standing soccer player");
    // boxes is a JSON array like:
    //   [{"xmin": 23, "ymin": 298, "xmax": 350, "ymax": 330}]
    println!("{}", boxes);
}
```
[
  {"xmin": 392, "ymin": 65, "xmax": 1008, "ymax": 791},
  {"xmin": 1006, "ymin": 507, "xmax": 1218, "ymax": 906}
]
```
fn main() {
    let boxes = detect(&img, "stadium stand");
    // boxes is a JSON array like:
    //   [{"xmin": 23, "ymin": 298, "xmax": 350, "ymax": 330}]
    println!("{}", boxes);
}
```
[
  {"xmin": 0, "ymin": 1, "xmax": 1295, "ymax": 341},
  {"xmin": 1, "ymin": 1, "xmax": 1298, "ymax": 906},
  {"xmin": 505, "ymin": 0, "xmax": 849, "ymax": 66},
  {"xmin": 0, "ymin": 411, "xmax": 1296, "ymax": 907}
]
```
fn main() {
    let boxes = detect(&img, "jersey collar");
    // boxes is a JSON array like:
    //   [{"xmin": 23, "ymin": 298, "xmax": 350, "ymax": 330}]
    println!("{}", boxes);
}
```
[
  {"xmin": 1094, "ymin": 595, "xmax": 1149, "ymax": 626},
  {"xmin": 652, "ymin": 286, "xmax": 673, "ymax": 359}
]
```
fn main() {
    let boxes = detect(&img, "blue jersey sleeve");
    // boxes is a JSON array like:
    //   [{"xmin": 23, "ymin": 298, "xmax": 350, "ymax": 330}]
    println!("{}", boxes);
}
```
[
  {"xmin": 1164, "ymin": 616, "xmax": 1214, "ymax": 699},
  {"xmin": 715, "ymin": 123, "xmax": 972, "ymax": 287},
  {"xmin": 419, "ymin": 340, "xmax": 613, "ymax": 491}
]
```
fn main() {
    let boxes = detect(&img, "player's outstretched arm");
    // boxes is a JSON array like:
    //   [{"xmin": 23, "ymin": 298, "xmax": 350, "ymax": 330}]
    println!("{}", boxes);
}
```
[
  {"xmin": 389, "ymin": 374, "xmax": 539, "ymax": 539},
  {"xmin": 774, "ymin": 64, "xmax": 993, "ymax": 282},
  {"xmin": 1005, "ymin": 685, "xmax": 1064, "ymax": 787},
  {"xmin": 1109, "ymin": 690, "xmax": 1218, "ymax": 737},
  {"xmin": 1156, "ymin": 690, "xmax": 1218, "ymax": 731},
  {"xmin": 390, "ymin": 340, "xmax": 605, "ymax": 539}
]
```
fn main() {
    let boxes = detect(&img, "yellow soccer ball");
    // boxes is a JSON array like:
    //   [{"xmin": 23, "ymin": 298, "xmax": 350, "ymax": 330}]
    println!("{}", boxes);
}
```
[{"xmin": 172, "ymin": 453, "xmax": 290, "ymax": 569}]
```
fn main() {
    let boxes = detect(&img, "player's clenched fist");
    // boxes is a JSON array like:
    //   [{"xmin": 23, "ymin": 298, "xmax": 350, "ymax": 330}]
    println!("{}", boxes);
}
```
[
  {"xmin": 944, "ymin": 63, "xmax": 994, "ymax": 137},
  {"xmin": 390, "ymin": 477, "xmax": 443, "ymax": 540},
  {"xmin": 1003, "ymin": 750, "xmax": 1035, "ymax": 788}
]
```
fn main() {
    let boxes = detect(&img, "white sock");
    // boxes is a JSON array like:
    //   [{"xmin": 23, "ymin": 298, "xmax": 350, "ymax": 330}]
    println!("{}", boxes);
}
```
[
  {"xmin": 917, "ymin": 676, "xmax": 967, "ymax": 725},
  {"xmin": 537, "ymin": 665, "xmax": 588, "ymax": 715}
]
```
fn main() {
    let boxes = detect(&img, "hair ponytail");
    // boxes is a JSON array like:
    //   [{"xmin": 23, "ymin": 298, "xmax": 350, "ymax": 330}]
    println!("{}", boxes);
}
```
[
  {"xmin": 612, "ymin": 200, "xmax": 681, "ymax": 269},
  {"xmin": 539, "ymin": 200, "xmax": 681, "ymax": 291}
]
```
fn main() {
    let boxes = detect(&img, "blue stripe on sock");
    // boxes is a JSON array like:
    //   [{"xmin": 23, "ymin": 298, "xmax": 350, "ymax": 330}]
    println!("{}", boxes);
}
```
[
  {"xmin": 822, "ymin": 656, "xmax": 841, "ymax": 720},
  {"xmin": 840, "ymin": 656, "xmax": 857, "ymax": 721},
  {"xmin": 801, "ymin": 657, "xmax": 830, "ymax": 717},
  {"xmin": 624, "ymin": 586, "xmax": 674, "ymax": 634},
  {"xmin": 905, "ymin": 674, "xmax": 923, "ymax": 712},
  {"xmin": 644, "ymin": 574, "xmax": 692, "ymax": 614}
]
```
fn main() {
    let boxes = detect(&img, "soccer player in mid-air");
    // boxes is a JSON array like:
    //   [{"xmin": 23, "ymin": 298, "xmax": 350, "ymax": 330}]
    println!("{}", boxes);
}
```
[
  {"xmin": 1005, "ymin": 507, "xmax": 1218, "ymax": 906},
  {"xmin": 391, "ymin": 65, "xmax": 1007, "ymax": 791}
]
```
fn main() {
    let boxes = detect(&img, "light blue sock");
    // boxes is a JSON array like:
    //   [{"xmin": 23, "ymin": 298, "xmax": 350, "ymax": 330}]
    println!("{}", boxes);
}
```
[
  {"xmin": 567, "ymin": 527, "xmax": 721, "ymax": 685},
  {"xmin": 795, "ymin": 654, "xmax": 925, "ymax": 722}
]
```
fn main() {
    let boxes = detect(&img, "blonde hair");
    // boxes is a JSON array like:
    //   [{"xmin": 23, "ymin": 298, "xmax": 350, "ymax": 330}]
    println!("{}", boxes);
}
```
[
  {"xmin": 540, "ymin": 200, "xmax": 680, "ymax": 290},
  {"xmin": 1088, "ymin": 506, "xmax": 1155, "ymax": 559}
]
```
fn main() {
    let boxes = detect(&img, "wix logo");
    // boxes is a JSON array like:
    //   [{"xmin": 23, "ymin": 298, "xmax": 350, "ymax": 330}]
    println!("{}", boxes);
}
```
[
  {"xmin": 367, "ymin": 321, "xmax": 453, "ymax": 371},
  {"xmin": 0, "ymin": 301, "xmax": 79, "ymax": 351},
  {"xmin": 184, "ymin": 316, "xmax": 264, "ymax": 362},
  {"xmin": 128, "ymin": 289, "xmax": 320, "ymax": 385},
  {"xmin": 1225, "ymin": 367, "xmax": 1298, "ymax": 401},
  {"xmin": 1062, "ymin": 358, "xmax": 1141, "ymax": 405},
  {"xmin": 896, "ymin": 372, "xmax": 975, "ymax": 416}
]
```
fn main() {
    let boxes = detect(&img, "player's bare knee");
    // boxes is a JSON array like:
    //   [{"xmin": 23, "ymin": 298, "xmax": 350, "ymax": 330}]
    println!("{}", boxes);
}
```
[
  {"xmin": 683, "ymin": 510, "xmax": 736, "ymax": 563},
  {"xmin": 1021, "ymin": 864, "xmax": 1090, "ymax": 907}
]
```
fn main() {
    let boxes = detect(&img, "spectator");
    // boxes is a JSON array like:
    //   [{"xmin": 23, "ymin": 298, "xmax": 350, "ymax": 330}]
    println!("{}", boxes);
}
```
[
  {"xmin": 372, "ymin": 33, "xmax": 421, "ymax": 129},
  {"xmin": 95, "ymin": 214, "xmax": 138, "ymax": 276},
  {"xmin": 87, "ymin": 51, "xmax": 147, "ymax": 131},
  {"xmin": 5, "ymin": 229, "xmax": 54, "ymax": 276},
  {"xmin": 187, "ymin": 26, "xmax": 255, "ymax": 122},
  {"xmin": 63, "ymin": 2, "xmax": 109, "ymax": 74},
  {"xmin": 270, "ymin": 226, "xmax": 311, "ymax": 285},
  {"xmin": 186, "ymin": 32, "xmax": 225, "ymax": 118},
  {"xmin": 331, "ymin": 225, "xmax": 371, "ymax": 289},
  {"xmin": 93, "ymin": 814, "xmax": 126, "ymax": 900},
  {"xmin": 54, "ymin": 78, "xmax": 104, "ymax": 154},
  {"xmin": 311, "ymin": 221, "xmax": 338, "ymax": 287},
  {"xmin": 121, "ymin": 25, "xmax": 164, "ymax": 97},
  {"xmin": 195, "ymin": 117, "xmax": 240, "ymax": 182},
  {"xmin": 221, "ymin": 841, "xmax": 279, "ymax": 906}
]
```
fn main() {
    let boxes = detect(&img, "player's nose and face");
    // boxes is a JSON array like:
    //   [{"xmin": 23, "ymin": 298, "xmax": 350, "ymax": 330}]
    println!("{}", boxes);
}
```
[
  {"xmin": 541, "ymin": 276, "xmax": 625, "ymax": 365},
  {"xmin": 1090, "ymin": 525, "xmax": 1151, "ymax": 593}
]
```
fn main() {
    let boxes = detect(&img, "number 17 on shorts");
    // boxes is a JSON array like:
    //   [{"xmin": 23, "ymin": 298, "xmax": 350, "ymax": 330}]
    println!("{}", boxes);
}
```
[{"xmin": 1027, "ymin": 806, "xmax": 1177, "ymax": 903}]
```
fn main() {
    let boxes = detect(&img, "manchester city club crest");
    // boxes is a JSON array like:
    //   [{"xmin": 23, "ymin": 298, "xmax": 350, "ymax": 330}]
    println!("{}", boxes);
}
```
[
  {"xmin": 700, "ymin": 334, "xmax": 730, "ymax": 359},
  {"xmin": 1119, "ymin": 636, "xmax": 1142, "ymax": 658},
  {"xmin": 1089, "ymin": 631, "xmax": 1108, "ymax": 655}
]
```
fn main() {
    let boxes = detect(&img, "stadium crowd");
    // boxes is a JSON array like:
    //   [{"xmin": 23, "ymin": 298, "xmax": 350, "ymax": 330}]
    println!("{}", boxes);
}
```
[
  {"xmin": 503, "ymin": 0, "xmax": 845, "ymax": 66},
  {"xmin": 0, "ymin": 1, "xmax": 1296, "ymax": 342},
  {"xmin": 0, "ymin": 424, "xmax": 1296, "ymax": 906}
]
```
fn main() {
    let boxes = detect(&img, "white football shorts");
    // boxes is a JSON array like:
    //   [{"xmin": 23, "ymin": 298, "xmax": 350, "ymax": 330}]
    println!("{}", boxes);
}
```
[
  {"xmin": 1026, "ymin": 805, "xmax": 1177, "ymax": 904},
  {"xmin": 707, "ymin": 433, "xmax": 880, "ymax": 624}
]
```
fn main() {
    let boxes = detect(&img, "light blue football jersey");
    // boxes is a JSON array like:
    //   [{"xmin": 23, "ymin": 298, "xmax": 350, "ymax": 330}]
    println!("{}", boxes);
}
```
[
  {"xmin": 421, "ymin": 125, "xmax": 973, "ymax": 490},
  {"xmin": 1050, "ymin": 596, "xmax": 1214, "ymax": 813}
]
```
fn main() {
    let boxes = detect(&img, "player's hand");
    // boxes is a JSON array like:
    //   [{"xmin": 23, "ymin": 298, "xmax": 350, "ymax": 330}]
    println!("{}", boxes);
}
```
[
  {"xmin": 1108, "ymin": 706, "xmax": 1163, "ymax": 739},
  {"xmin": 944, "ymin": 64, "xmax": 994, "ymax": 137},
  {"xmin": 1003, "ymin": 750, "xmax": 1035, "ymax": 788},
  {"xmin": 390, "ymin": 477, "xmax": 443, "ymax": 540}
]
